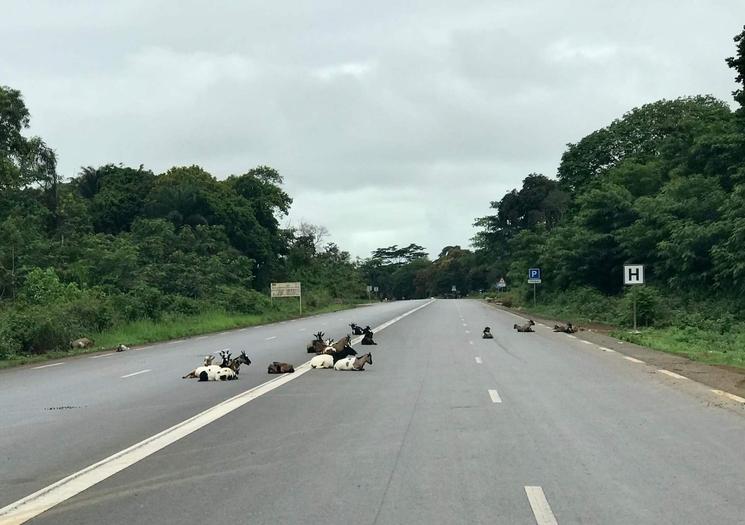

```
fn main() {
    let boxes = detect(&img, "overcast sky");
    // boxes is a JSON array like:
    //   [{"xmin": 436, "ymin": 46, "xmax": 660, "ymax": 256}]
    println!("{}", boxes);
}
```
[{"xmin": 2, "ymin": 1, "xmax": 744, "ymax": 258}]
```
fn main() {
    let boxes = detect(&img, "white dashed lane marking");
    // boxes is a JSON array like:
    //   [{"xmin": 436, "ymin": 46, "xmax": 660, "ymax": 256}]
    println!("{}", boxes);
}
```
[
  {"xmin": 488, "ymin": 389, "xmax": 502, "ymax": 403},
  {"xmin": 623, "ymin": 356, "xmax": 645, "ymax": 364},
  {"xmin": 658, "ymin": 369, "xmax": 688, "ymax": 380},
  {"xmin": 475, "ymin": 357, "xmax": 483, "ymax": 364},
  {"xmin": 88, "ymin": 353, "xmax": 115, "ymax": 359},
  {"xmin": 566, "ymin": 335, "xmax": 577, "ymax": 339},
  {"xmin": 599, "ymin": 347, "xmax": 616, "ymax": 353},
  {"xmin": 121, "ymin": 369, "xmax": 151, "ymax": 378},
  {"xmin": 32, "ymin": 363, "xmax": 64, "ymax": 370},
  {"xmin": 581, "ymin": 340, "xmax": 593, "ymax": 345},
  {"xmin": 525, "ymin": 486, "xmax": 558, "ymax": 525},
  {"xmin": 265, "ymin": 336, "xmax": 277, "ymax": 341}
]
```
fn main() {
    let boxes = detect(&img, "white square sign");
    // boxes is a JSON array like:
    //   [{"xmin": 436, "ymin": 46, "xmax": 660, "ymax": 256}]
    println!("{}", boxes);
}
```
[{"xmin": 623, "ymin": 265, "xmax": 644, "ymax": 285}]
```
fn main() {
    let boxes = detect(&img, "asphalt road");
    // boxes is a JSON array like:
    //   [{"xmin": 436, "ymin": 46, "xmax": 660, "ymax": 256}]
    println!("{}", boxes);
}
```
[{"xmin": 2, "ymin": 299, "xmax": 745, "ymax": 524}]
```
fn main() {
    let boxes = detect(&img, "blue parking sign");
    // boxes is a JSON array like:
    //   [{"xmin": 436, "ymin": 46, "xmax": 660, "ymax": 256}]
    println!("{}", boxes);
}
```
[{"xmin": 528, "ymin": 268, "xmax": 541, "ymax": 283}]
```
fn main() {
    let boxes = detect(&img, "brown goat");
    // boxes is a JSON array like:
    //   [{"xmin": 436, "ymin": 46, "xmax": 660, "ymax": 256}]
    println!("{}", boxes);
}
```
[
  {"xmin": 553, "ymin": 323, "xmax": 577, "ymax": 333},
  {"xmin": 513, "ymin": 320, "xmax": 536, "ymax": 333},
  {"xmin": 267, "ymin": 361, "xmax": 295, "ymax": 374}
]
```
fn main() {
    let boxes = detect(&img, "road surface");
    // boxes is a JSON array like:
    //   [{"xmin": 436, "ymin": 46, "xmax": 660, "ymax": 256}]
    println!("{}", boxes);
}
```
[{"xmin": 1, "ymin": 299, "xmax": 744, "ymax": 524}]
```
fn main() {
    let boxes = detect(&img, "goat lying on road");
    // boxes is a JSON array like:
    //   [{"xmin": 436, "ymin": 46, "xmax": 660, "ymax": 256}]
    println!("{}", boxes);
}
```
[
  {"xmin": 482, "ymin": 327, "xmax": 493, "ymax": 339},
  {"xmin": 350, "ymin": 323, "xmax": 365, "ymax": 335},
  {"xmin": 310, "ymin": 345, "xmax": 358, "ymax": 369},
  {"xmin": 116, "ymin": 344, "xmax": 129, "ymax": 352},
  {"xmin": 553, "ymin": 322, "xmax": 577, "ymax": 333},
  {"xmin": 361, "ymin": 327, "xmax": 377, "ymax": 345},
  {"xmin": 182, "ymin": 351, "xmax": 251, "ymax": 380},
  {"xmin": 513, "ymin": 320, "xmax": 536, "ymax": 333},
  {"xmin": 307, "ymin": 332, "xmax": 327, "ymax": 353},
  {"xmin": 323, "ymin": 335, "xmax": 351, "ymax": 354},
  {"xmin": 267, "ymin": 362, "xmax": 295, "ymax": 374},
  {"xmin": 334, "ymin": 353, "xmax": 373, "ymax": 371}
]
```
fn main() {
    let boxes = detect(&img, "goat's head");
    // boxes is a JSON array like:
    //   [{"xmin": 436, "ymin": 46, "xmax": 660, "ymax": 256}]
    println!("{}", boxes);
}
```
[{"xmin": 236, "ymin": 351, "xmax": 251, "ymax": 366}]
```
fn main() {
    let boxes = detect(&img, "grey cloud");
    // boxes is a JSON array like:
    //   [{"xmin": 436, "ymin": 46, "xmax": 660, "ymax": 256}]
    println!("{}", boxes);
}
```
[{"xmin": 2, "ymin": 0, "xmax": 744, "ymax": 258}]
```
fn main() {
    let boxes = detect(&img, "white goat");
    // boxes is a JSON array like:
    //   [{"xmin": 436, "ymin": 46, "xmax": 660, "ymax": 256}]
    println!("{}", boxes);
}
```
[{"xmin": 310, "ymin": 354, "xmax": 334, "ymax": 369}]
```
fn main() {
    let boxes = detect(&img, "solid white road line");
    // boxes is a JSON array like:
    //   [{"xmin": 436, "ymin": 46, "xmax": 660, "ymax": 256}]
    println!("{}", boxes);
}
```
[
  {"xmin": 0, "ymin": 299, "xmax": 436, "ymax": 525},
  {"xmin": 88, "ymin": 353, "xmax": 114, "ymax": 359},
  {"xmin": 711, "ymin": 389, "xmax": 745, "ymax": 404},
  {"xmin": 581, "ymin": 340, "xmax": 593, "ymax": 345},
  {"xmin": 475, "ymin": 357, "xmax": 483, "ymax": 364},
  {"xmin": 488, "ymin": 389, "xmax": 502, "ymax": 403},
  {"xmin": 599, "ymin": 346, "xmax": 616, "ymax": 353},
  {"xmin": 623, "ymin": 356, "xmax": 645, "ymax": 364},
  {"xmin": 265, "ymin": 336, "xmax": 277, "ymax": 341},
  {"xmin": 120, "ymin": 369, "xmax": 151, "ymax": 379},
  {"xmin": 566, "ymin": 335, "xmax": 577, "ymax": 339},
  {"xmin": 658, "ymin": 369, "xmax": 688, "ymax": 380},
  {"xmin": 524, "ymin": 486, "xmax": 558, "ymax": 525},
  {"xmin": 31, "ymin": 363, "xmax": 63, "ymax": 370}
]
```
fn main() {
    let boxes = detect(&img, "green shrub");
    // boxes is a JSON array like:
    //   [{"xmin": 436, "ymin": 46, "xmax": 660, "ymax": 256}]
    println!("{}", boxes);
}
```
[
  {"xmin": 165, "ymin": 295, "xmax": 203, "ymax": 316},
  {"xmin": 210, "ymin": 286, "xmax": 271, "ymax": 314},
  {"xmin": 620, "ymin": 286, "xmax": 663, "ymax": 327}
]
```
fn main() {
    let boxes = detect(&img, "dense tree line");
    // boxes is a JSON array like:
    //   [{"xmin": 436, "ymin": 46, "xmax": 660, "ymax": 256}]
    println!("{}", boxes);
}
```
[
  {"xmin": 468, "ymin": 26, "xmax": 745, "ymax": 324},
  {"xmin": 0, "ymin": 87, "xmax": 364, "ymax": 357},
  {"xmin": 366, "ymin": 27, "xmax": 745, "ymax": 328}
]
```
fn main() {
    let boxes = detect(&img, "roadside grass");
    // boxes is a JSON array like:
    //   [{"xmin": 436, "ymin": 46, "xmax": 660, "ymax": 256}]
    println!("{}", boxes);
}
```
[
  {"xmin": 0, "ymin": 301, "xmax": 362, "ymax": 370},
  {"xmin": 485, "ymin": 297, "xmax": 745, "ymax": 370},
  {"xmin": 615, "ymin": 326, "xmax": 745, "ymax": 369}
]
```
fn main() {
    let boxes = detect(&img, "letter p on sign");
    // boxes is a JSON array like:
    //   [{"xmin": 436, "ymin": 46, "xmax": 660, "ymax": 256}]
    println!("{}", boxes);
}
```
[{"xmin": 624, "ymin": 265, "xmax": 644, "ymax": 285}]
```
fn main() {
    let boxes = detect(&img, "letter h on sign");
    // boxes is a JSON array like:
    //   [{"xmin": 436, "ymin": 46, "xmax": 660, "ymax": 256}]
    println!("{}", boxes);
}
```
[{"xmin": 623, "ymin": 265, "xmax": 644, "ymax": 285}]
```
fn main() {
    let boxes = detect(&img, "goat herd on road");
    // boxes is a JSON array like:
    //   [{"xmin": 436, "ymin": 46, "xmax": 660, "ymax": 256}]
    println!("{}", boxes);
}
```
[
  {"xmin": 181, "ymin": 323, "xmax": 376, "ymax": 382},
  {"xmin": 178, "ymin": 314, "xmax": 582, "ymax": 382},
  {"xmin": 481, "ymin": 320, "xmax": 578, "ymax": 337}
]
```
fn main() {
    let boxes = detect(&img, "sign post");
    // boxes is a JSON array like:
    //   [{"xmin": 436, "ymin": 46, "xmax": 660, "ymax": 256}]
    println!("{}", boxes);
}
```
[
  {"xmin": 527, "ymin": 268, "xmax": 541, "ymax": 306},
  {"xmin": 623, "ymin": 265, "xmax": 644, "ymax": 331},
  {"xmin": 271, "ymin": 282, "xmax": 302, "ymax": 315},
  {"xmin": 496, "ymin": 277, "xmax": 507, "ymax": 292},
  {"xmin": 366, "ymin": 285, "xmax": 372, "ymax": 301}
]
